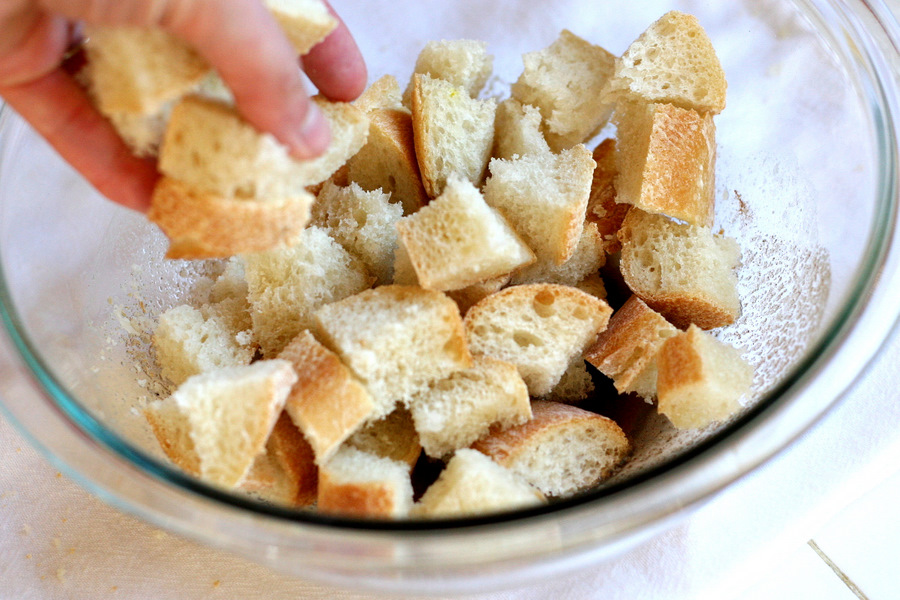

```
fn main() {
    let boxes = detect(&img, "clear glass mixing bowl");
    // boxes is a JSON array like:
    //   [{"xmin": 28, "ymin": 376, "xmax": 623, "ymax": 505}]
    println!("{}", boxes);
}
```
[{"xmin": 2, "ymin": 0, "xmax": 900, "ymax": 594}]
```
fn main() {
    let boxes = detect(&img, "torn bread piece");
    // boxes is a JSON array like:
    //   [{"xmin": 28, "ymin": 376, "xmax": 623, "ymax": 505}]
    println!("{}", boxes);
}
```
[
  {"xmin": 396, "ymin": 175, "xmax": 535, "ymax": 291},
  {"xmin": 345, "ymin": 406, "xmax": 422, "ymax": 470},
  {"xmin": 617, "ymin": 209, "xmax": 741, "ymax": 330},
  {"xmin": 313, "ymin": 285, "xmax": 473, "ymax": 419},
  {"xmin": 464, "ymin": 284, "xmax": 612, "ymax": 396},
  {"xmin": 411, "ymin": 73, "xmax": 497, "ymax": 198},
  {"xmin": 584, "ymin": 295, "xmax": 679, "ymax": 401},
  {"xmin": 311, "ymin": 181, "xmax": 403, "ymax": 286},
  {"xmin": 317, "ymin": 446, "xmax": 414, "ymax": 518},
  {"xmin": 344, "ymin": 108, "xmax": 429, "ymax": 215},
  {"xmin": 542, "ymin": 358, "xmax": 595, "ymax": 404},
  {"xmin": 409, "ymin": 357, "xmax": 532, "ymax": 459},
  {"xmin": 613, "ymin": 100, "xmax": 716, "ymax": 227},
  {"xmin": 412, "ymin": 449, "xmax": 545, "ymax": 518},
  {"xmin": 602, "ymin": 10, "xmax": 727, "ymax": 114},
  {"xmin": 402, "ymin": 39, "xmax": 493, "ymax": 105},
  {"xmin": 148, "ymin": 177, "xmax": 312, "ymax": 259},
  {"xmin": 264, "ymin": 0, "xmax": 338, "ymax": 55},
  {"xmin": 657, "ymin": 325, "xmax": 753, "ymax": 429},
  {"xmin": 511, "ymin": 30, "xmax": 616, "ymax": 151},
  {"xmin": 144, "ymin": 360, "xmax": 297, "ymax": 489},
  {"xmin": 243, "ymin": 226, "xmax": 373, "ymax": 357},
  {"xmin": 159, "ymin": 95, "xmax": 368, "ymax": 198},
  {"xmin": 483, "ymin": 144, "xmax": 595, "ymax": 265},
  {"xmin": 471, "ymin": 400, "xmax": 630, "ymax": 497},
  {"xmin": 278, "ymin": 331, "xmax": 376, "ymax": 464}
]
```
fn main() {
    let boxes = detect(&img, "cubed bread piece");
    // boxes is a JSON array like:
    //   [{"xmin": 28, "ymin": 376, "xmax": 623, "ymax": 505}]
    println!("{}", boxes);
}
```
[
  {"xmin": 240, "ymin": 412, "xmax": 318, "ymax": 506},
  {"xmin": 617, "ymin": 210, "xmax": 741, "ymax": 329},
  {"xmin": 317, "ymin": 446, "xmax": 414, "ymax": 518},
  {"xmin": 344, "ymin": 108, "xmax": 428, "ymax": 215},
  {"xmin": 411, "ymin": 74, "xmax": 497, "ymax": 198},
  {"xmin": 278, "ymin": 331, "xmax": 375, "ymax": 463},
  {"xmin": 412, "ymin": 449, "xmax": 545, "ymax": 518},
  {"xmin": 657, "ymin": 325, "xmax": 753, "ymax": 429},
  {"xmin": 464, "ymin": 284, "xmax": 612, "ymax": 396},
  {"xmin": 402, "ymin": 39, "xmax": 493, "ymax": 105},
  {"xmin": 586, "ymin": 139, "xmax": 630, "ymax": 254},
  {"xmin": 313, "ymin": 286, "xmax": 472, "ymax": 418},
  {"xmin": 471, "ymin": 401, "xmax": 630, "ymax": 497},
  {"xmin": 484, "ymin": 145, "xmax": 595, "ymax": 265},
  {"xmin": 396, "ymin": 175, "xmax": 535, "ymax": 291},
  {"xmin": 264, "ymin": 0, "xmax": 337, "ymax": 55},
  {"xmin": 543, "ymin": 358, "xmax": 595, "ymax": 404},
  {"xmin": 82, "ymin": 26, "xmax": 209, "ymax": 115},
  {"xmin": 152, "ymin": 304, "xmax": 255, "ymax": 386},
  {"xmin": 510, "ymin": 220, "xmax": 605, "ymax": 287},
  {"xmin": 144, "ymin": 360, "xmax": 297, "ymax": 489},
  {"xmin": 148, "ymin": 177, "xmax": 312, "ymax": 259},
  {"xmin": 492, "ymin": 98, "xmax": 551, "ymax": 160},
  {"xmin": 311, "ymin": 181, "xmax": 403, "ymax": 285},
  {"xmin": 511, "ymin": 30, "xmax": 616, "ymax": 151},
  {"xmin": 613, "ymin": 101, "xmax": 716, "ymax": 227},
  {"xmin": 584, "ymin": 295, "xmax": 679, "ymax": 400},
  {"xmin": 603, "ymin": 11, "xmax": 727, "ymax": 114},
  {"xmin": 446, "ymin": 274, "xmax": 510, "ymax": 316},
  {"xmin": 410, "ymin": 357, "xmax": 532, "ymax": 458},
  {"xmin": 243, "ymin": 226, "xmax": 373, "ymax": 356},
  {"xmin": 345, "ymin": 406, "xmax": 422, "ymax": 470},
  {"xmin": 159, "ymin": 95, "xmax": 368, "ymax": 198},
  {"xmin": 354, "ymin": 75, "xmax": 407, "ymax": 114}
]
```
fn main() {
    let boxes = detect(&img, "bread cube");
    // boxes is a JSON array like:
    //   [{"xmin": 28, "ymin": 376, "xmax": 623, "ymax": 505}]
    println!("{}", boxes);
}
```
[
  {"xmin": 402, "ymin": 39, "xmax": 493, "ymax": 105},
  {"xmin": 492, "ymin": 98, "xmax": 551, "ymax": 160},
  {"xmin": 240, "ymin": 412, "xmax": 318, "ymax": 506},
  {"xmin": 586, "ymin": 139, "xmax": 630, "ymax": 254},
  {"xmin": 317, "ymin": 446, "xmax": 413, "ymax": 518},
  {"xmin": 510, "ymin": 220, "xmax": 606, "ymax": 287},
  {"xmin": 344, "ymin": 406, "xmax": 422, "ymax": 470},
  {"xmin": 264, "ymin": 0, "xmax": 337, "ymax": 55},
  {"xmin": 396, "ymin": 175, "xmax": 535, "ymax": 291}
]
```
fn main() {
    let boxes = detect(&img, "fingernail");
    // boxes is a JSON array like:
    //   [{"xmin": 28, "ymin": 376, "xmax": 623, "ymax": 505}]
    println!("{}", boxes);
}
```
[{"xmin": 289, "ymin": 102, "xmax": 330, "ymax": 159}]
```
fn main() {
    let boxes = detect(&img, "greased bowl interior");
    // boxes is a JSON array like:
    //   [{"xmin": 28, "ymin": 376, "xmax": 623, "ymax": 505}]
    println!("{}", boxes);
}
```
[{"xmin": 2, "ymin": 0, "xmax": 900, "ymax": 593}]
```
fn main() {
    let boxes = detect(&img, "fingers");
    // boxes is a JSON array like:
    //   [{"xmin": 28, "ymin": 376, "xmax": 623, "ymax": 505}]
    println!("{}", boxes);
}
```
[
  {"xmin": 302, "ymin": 1, "xmax": 367, "ymax": 102},
  {"xmin": 0, "ymin": 71, "xmax": 159, "ymax": 212}
]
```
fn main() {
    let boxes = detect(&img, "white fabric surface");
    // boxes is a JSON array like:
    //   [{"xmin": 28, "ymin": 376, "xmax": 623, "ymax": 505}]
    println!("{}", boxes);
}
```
[{"xmin": 3, "ymin": 328, "xmax": 900, "ymax": 600}]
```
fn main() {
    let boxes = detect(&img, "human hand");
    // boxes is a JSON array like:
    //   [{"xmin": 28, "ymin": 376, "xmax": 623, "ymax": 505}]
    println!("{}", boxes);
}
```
[{"xmin": 0, "ymin": 0, "xmax": 367, "ymax": 211}]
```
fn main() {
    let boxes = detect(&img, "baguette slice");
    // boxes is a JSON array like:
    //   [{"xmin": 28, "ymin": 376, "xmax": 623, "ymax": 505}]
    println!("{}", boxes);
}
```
[
  {"xmin": 617, "ymin": 210, "xmax": 741, "ymax": 329},
  {"xmin": 243, "ymin": 226, "xmax": 373, "ymax": 357},
  {"xmin": 311, "ymin": 181, "xmax": 403, "ymax": 285},
  {"xmin": 278, "ymin": 331, "xmax": 376, "ymax": 464},
  {"xmin": 586, "ymin": 139, "xmax": 630, "ymax": 254},
  {"xmin": 511, "ymin": 30, "xmax": 616, "ymax": 151},
  {"xmin": 152, "ymin": 304, "xmax": 255, "ymax": 386},
  {"xmin": 402, "ymin": 39, "xmax": 493, "ymax": 105},
  {"xmin": 412, "ymin": 449, "xmax": 545, "ymax": 518},
  {"xmin": 345, "ymin": 406, "xmax": 422, "ymax": 470},
  {"xmin": 317, "ymin": 446, "xmax": 414, "ymax": 518},
  {"xmin": 613, "ymin": 101, "xmax": 716, "ymax": 227},
  {"xmin": 82, "ymin": 26, "xmax": 209, "ymax": 115},
  {"xmin": 411, "ymin": 73, "xmax": 497, "ymax": 198},
  {"xmin": 396, "ymin": 175, "xmax": 535, "ymax": 291},
  {"xmin": 409, "ymin": 357, "xmax": 532, "ymax": 458},
  {"xmin": 464, "ymin": 284, "xmax": 612, "ymax": 396},
  {"xmin": 148, "ymin": 176, "xmax": 312, "ymax": 259},
  {"xmin": 313, "ymin": 285, "xmax": 473, "ymax": 419},
  {"xmin": 144, "ymin": 360, "xmax": 297, "ymax": 489},
  {"xmin": 584, "ymin": 295, "xmax": 679, "ymax": 400},
  {"xmin": 344, "ymin": 108, "xmax": 429, "ymax": 215},
  {"xmin": 483, "ymin": 145, "xmax": 595, "ymax": 265},
  {"xmin": 603, "ymin": 11, "xmax": 727, "ymax": 114},
  {"xmin": 471, "ymin": 400, "xmax": 630, "ymax": 497},
  {"xmin": 159, "ymin": 95, "xmax": 368, "ymax": 198},
  {"xmin": 264, "ymin": 0, "xmax": 338, "ymax": 55},
  {"xmin": 657, "ymin": 325, "xmax": 753, "ymax": 429}
]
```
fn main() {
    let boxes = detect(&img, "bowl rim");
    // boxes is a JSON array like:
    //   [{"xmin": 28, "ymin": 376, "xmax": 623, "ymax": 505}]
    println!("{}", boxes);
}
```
[{"xmin": 1, "ymin": 0, "xmax": 900, "ymax": 585}]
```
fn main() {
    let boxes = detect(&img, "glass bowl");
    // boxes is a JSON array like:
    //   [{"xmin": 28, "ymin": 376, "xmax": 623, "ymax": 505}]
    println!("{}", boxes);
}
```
[{"xmin": 2, "ymin": 0, "xmax": 900, "ymax": 594}]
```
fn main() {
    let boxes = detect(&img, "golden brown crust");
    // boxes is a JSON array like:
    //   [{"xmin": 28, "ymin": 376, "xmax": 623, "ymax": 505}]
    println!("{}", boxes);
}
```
[
  {"xmin": 148, "ymin": 177, "xmax": 311, "ymax": 259},
  {"xmin": 278, "ymin": 331, "xmax": 376, "ymax": 464},
  {"xmin": 316, "ymin": 475, "xmax": 397, "ymax": 518},
  {"xmin": 410, "ymin": 74, "xmax": 439, "ymax": 198},
  {"xmin": 587, "ymin": 139, "xmax": 630, "ymax": 254},
  {"xmin": 262, "ymin": 412, "xmax": 318, "ymax": 506}
]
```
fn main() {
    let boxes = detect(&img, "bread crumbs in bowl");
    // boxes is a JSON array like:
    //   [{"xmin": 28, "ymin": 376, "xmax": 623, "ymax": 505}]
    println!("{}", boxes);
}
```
[{"xmin": 1, "ymin": 0, "xmax": 900, "ymax": 593}]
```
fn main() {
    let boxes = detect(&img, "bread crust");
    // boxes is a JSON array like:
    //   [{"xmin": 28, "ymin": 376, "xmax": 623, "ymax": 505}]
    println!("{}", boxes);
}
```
[
  {"xmin": 262, "ymin": 412, "xmax": 318, "ymax": 506},
  {"xmin": 586, "ymin": 139, "xmax": 630, "ymax": 254},
  {"xmin": 148, "ymin": 177, "xmax": 311, "ymax": 259}
]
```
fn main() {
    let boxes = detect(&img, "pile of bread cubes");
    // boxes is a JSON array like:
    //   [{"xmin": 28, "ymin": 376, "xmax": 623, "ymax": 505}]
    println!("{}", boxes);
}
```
[{"xmin": 80, "ymin": 4, "xmax": 755, "ymax": 519}]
